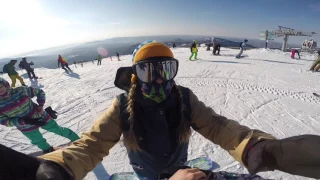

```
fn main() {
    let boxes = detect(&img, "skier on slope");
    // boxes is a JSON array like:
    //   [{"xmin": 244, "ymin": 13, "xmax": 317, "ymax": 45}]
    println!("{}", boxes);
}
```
[
  {"xmin": 189, "ymin": 40, "xmax": 198, "ymax": 60},
  {"xmin": 97, "ymin": 54, "xmax": 102, "ymax": 65},
  {"xmin": 236, "ymin": 39, "xmax": 248, "ymax": 58},
  {"xmin": 116, "ymin": 52, "xmax": 121, "ymax": 61},
  {"xmin": 310, "ymin": 50, "xmax": 320, "ymax": 71},
  {"xmin": 3, "ymin": 60, "xmax": 26, "ymax": 87},
  {"xmin": 0, "ymin": 78, "xmax": 79, "ymax": 154},
  {"xmin": 19, "ymin": 57, "xmax": 38, "ymax": 79},
  {"xmin": 15, "ymin": 41, "xmax": 320, "ymax": 180},
  {"xmin": 58, "ymin": 55, "xmax": 72, "ymax": 72}
]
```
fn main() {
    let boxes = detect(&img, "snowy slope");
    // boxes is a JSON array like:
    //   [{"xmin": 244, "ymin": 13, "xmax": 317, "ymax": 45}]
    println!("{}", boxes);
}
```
[{"xmin": 1, "ymin": 47, "xmax": 319, "ymax": 180}]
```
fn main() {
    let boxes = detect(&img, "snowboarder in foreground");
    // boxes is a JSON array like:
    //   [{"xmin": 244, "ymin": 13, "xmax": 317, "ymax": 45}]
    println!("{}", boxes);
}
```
[
  {"xmin": 310, "ymin": 50, "xmax": 320, "ymax": 71},
  {"xmin": 19, "ymin": 57, "xmax": 38, "ymax": 79},
  {"xmin": 58, "ymin": 55, "xmax": 72, "ymax": 72},
  {"xmin": 189, "ymin": 40, "xmax": 198, "ymax": 60},
  {"xmin": 236, "ymin": 39, "xmax": 248, "ymax": 58},
  {"xmin": 2, "ymin": 60, "xmax": 26, "ymax": 87},
  {"xmin": 0, "ymin": 78, "xmax": 79, "ymax": 154},
  {"xmin": 19, "ymin": 42, "xmax": 320, "ymax": 180},
  {"xmin": 291, "ymin": 49, "xmax": 300, "ymax": 59}
]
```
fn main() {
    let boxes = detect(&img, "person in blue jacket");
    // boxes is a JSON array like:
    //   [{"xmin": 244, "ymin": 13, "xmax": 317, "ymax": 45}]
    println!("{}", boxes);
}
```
[{"xmin": 236, "ymin": 39, "xmax": 248, "ymax": 58}]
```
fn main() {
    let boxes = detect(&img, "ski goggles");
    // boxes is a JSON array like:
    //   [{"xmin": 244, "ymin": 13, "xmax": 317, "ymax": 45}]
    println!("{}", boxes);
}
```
[{"xmin": 133, "ymin": 58, "xmax": 179, "ymax": 83}]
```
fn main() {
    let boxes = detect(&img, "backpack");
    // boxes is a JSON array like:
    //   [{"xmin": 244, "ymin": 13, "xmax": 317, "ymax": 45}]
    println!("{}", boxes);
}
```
[
  {"xmin": 117, "ymin": 86, "xmax": 192, "ymax": 131},
  {"xmin": 239, "ymin": 42, "xmax": 243, "ymax": 47},
  {"xmin": 18, "ymin": 61, "xmax": 24, "ymax": 69}
]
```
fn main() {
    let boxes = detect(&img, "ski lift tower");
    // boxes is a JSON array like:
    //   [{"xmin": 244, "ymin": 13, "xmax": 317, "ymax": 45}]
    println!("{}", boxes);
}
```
[{"xmin": 269, "ymin": 26, "xmax": 316, "ymax": 51}]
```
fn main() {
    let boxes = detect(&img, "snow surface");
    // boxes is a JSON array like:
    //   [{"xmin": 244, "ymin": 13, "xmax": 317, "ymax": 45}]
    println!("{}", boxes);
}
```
[{"xmin": 1, "ymin": 47, "xmax": 320, "ymax": 180}]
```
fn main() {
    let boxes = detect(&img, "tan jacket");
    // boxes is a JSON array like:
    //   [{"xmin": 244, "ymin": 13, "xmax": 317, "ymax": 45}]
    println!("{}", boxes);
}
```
[{"xmin": 39, "ymin": 90, "xmax": 274, "ymax": 180}]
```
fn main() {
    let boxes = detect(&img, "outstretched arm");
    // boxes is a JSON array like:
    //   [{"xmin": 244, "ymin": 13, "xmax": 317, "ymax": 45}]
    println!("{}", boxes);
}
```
[
  {"xmin": 39, "ymin": 98, "xmax": 122, "ymax": 180},
  {"xmin": 188, "ymin": 90, "xmax": 274, "ymax": 165}
]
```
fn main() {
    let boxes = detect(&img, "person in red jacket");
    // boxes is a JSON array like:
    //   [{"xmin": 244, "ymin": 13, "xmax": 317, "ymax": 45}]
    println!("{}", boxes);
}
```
[{"xmin": 57, "ymin": 55, "xmax": 72, "ymax": 72}]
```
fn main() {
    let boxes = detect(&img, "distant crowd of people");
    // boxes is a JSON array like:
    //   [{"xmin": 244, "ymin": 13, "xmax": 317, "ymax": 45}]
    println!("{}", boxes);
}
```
[
  {"xmin": 0, "ymin": 52, "xmax": 122, "ymax": 88},
  {"xmin": 2, "ymin": 42, "xmax": 320, "ymax": 89}
]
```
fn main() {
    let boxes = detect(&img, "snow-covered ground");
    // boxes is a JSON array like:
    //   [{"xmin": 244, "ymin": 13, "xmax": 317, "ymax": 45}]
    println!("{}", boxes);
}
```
[{"xmin": 1, "ymin": 47, "xmax": 319, "ymax": 180}]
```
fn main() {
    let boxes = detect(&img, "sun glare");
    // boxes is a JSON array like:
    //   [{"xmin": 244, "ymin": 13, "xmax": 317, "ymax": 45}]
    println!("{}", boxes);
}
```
[{"xmin": 0, "ymin": 0, "xmax": 72, "ymax": 57}]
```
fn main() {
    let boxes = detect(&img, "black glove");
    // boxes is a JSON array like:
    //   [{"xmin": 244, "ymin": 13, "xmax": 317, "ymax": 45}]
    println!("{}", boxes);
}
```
[
  {"xmin": 24, "ymin": 117, "xmax": 46, "ymax": 126},
  {"xmin": 0, "ymin": 143, "xmax": 40, "ymax": 180},
  {"xmin": 0, "ymin": 143, "xmax": 72, "ymax": 180},
  {"xmin": 36, "ymin": 160, "xmax": 72, "ymax": 180},
  {"xmin": 45, "ymin": 106, "xmax": 58, "ymax": 119},
  {"xmin": 247, "ymin": 135, "xmax": 320, "ymax": 179}
]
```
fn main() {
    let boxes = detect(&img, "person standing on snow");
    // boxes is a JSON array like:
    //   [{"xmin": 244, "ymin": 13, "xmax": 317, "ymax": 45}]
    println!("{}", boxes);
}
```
[
  {"xmin": 0, "ymin": 78, "xmax": 79, "ymax": 154},
  {"xmin": 236, "ymin": 39, "xmax": 248, "ymax": 58},
  {"xmin": 19, "ymin": 57, "xmax": 38, "ymax": 79},
  {"xmin": 213, "ymin": 43, "xmax": 221, "ymax": 55},
  {"xmin": 3, "ymin": 60, "xmax": 26, "ymax": 87},
  {"xmin": 97, "ymin": 54, "xmax": 102, "ymax": 65},
  {"xmin": 29, "ymin": 41, "xmax": 320, "ymax": 180},
  {"xmin": 116, "ymin": 52, "xmax": 121, "ymax": 61},
  {"xmin": 189, "ymin": 40, "xmax": 198, "ymax": 60},
  {"xmin": 310, "ymin": 50, "xmax": 320, "ymax": 71},
  {"xmin": 58, "ymin": 55, "xmax": 72, "ymax": 72},
  {"xmin": 291, "ymin": 49, "xmax": 301, "ymax": 59}
]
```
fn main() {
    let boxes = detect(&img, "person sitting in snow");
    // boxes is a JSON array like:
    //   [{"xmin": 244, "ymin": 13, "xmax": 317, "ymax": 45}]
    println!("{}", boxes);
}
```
[
  {"xmin": 0, "ymin": 78, "xmax": 79, "ymax": 154},
  {"xmin": 236, "ymin": 39, "xmax": 248, "ymax": 58},
  {"xmin": 19, "ymin": 57, "xmax": 38, "ymax": 79},
  {"xmin": 310, "ymin": 50, "xmax": 320, "ymax": 71},
  {"xmin": 58, "ymin": 55, "xmax": 72, "ymax": 72},
  {"xmin": 21, "ymin": 42, "xmax": 320, "ymax": 180},
  {"xmin": 3, "ymin": 60, "xmax": 26, "ymax": 87},
  {"xmin": 189, "ymin": 40, "xmax": 198, "ymax": 60}
]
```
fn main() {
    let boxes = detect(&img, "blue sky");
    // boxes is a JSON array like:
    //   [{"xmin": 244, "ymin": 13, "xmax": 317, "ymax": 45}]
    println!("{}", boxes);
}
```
[{"xmin": 0, "ymin": 0, "xmax": 319, "ymax": 57}]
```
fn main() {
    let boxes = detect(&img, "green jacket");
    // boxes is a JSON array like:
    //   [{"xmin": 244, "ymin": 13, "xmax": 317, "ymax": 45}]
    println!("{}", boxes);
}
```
[{"xmin": 3, "ymin": 63, "xmax": 18, "ymax": 76}]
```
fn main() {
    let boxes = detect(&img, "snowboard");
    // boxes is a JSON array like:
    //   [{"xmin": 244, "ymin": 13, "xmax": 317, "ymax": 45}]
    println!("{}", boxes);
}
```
[
  {"xmin": 235, "ymin": 55, "xmax": 246, "ymax": 59},
  {"xmin": 189, "ymin": 59, "xmax": 200, "ymax": 61},
  {"xmin": 109, "ymin": 157, "xmax": 217, "ymax": 180},
  {"xmin": 109, "ymin": 157, "xmax": 269, "ymax": 180},
  {"xmin": 313, "ymin": 93, "xmax": 320, "ymax": 97}
]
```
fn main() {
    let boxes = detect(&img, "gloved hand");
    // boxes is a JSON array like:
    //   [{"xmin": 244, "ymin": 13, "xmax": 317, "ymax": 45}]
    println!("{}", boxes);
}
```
[
  {"xmin": 0, "ymin": 143, "xmax": 72, "ymax": 180},
  {"xmin": 23, "ymin": 117, "xmax": 46, "ymax": 126},
  {"xmin": 45, "ymin": 106, "xmax": 58, "ymax": 119},
  {"xmin": 247, "ymin": 135, "xmax": 320, "ymax": 179},
  {"xmin": 36, "ymin": 160, "xmax": 72, "ymax": 180}
]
